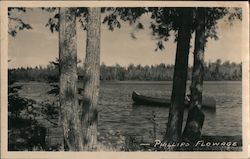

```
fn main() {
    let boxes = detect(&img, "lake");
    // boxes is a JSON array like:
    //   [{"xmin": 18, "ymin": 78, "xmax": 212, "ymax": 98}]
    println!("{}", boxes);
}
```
[
  {"xmin": 16, "ymin": 81, "xmax": 242, "ymax": 143},
  {"xmin": 97, "ymin": 81, "xmax": 242, "ymax": 142}
]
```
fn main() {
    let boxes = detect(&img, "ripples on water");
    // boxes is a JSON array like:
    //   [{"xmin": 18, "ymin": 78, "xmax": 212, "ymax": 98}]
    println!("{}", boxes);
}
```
[{"xmin": 97, "ymin": 81, "xmax": 242, "ymax": 141}]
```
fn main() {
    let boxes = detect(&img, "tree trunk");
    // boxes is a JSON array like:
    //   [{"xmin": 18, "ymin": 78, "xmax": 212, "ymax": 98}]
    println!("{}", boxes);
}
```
[
  {"xmin": 59, "ymin": 8, "xmax": 84, "ymax": 150},
  {"xmin": 164, "ymin": 8, "xmax": 193, "ymax": 142},
  {"xmin": 182, "ymin": 8, "xmax": 206, "ymax": 143},
  {"xmin": 80, "ymin": 7, "xmax": 101, "ymax": 151}
]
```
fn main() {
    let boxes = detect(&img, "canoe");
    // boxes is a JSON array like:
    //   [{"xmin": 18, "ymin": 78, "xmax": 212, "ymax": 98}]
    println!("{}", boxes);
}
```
[{"xmin": 132, "ymin": 91, "xmax": 216, "ymax": 110}]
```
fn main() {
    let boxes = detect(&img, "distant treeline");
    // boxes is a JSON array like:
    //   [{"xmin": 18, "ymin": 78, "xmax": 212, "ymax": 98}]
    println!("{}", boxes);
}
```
[{"xmin": 8, "ymin": 59, "xmax": 242, "ymax": 83}]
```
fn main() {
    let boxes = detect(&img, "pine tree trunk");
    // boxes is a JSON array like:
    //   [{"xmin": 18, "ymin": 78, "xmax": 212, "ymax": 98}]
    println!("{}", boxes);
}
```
[
  {"xmin": 182, "ymin": 8, "xmax": 206, "ymax": 144},
  {"xmin": 164, "ymin": 8, "xmax": 193, "ymax": 142},
  {"xmin": 80, "ymin": 7, "xmax": 101, "ymax": 151},
  {"xmin": 59, "ymin": 8, "xmax": 84, "ymax": 151}
]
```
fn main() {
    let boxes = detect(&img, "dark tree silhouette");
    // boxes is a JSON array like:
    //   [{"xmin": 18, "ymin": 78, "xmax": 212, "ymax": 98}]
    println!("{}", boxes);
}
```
[
  {"xmin": 182, "ymin": 7, "xmax": 242, "ymax": 143},
  {"xmin": 164, "ymin": 8, "xmax": 193, "ymax": 142},
  {"xmin": 182, "ymin": 8, "xmax": 206, "ymax": 143},
  {"xmin": 9, "ymin": 61, "xmax": 242, "ymax": 82}
]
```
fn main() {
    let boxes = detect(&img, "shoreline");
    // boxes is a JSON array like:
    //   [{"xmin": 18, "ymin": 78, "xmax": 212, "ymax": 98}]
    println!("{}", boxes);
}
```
[{"xmin": 44, "ymin": 127, "xmax": 242, "ymax": 151}]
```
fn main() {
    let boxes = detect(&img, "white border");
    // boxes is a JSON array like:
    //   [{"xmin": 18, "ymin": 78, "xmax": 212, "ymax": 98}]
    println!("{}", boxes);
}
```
[{"xmin": 0, "ymin": 1, "xmax": 249, "ymax": 159}]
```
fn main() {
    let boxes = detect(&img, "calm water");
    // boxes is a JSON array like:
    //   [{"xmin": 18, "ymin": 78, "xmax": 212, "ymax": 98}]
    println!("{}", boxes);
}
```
[{"xmin": 97, "ymin": 81, "xmax": 242, "ymax": 141}]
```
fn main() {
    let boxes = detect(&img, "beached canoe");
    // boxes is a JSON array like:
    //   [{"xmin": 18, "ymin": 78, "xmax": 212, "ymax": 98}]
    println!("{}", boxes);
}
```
[{"xmin": 132, "ymin": 91, "xmax": 216, "ymax": 110}]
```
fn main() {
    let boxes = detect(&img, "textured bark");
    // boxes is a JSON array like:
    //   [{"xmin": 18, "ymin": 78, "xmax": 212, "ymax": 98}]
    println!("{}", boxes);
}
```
[
  {"xmin": 164, "ymin": 8, "xmax": 193, "ymax": 142},
  {"xmin": 80, "ymin": 7, "xmax": 101, "ymax": 151},
  {"xmin": 59, "ymin": 8, "xmax": 83, "ymax": 151},
  {"xmin": 182, "ymin": 8, "xmax": 206, "ymax": 143}
]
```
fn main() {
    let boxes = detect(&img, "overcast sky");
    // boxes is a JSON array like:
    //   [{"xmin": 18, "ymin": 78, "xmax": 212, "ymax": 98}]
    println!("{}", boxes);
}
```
[{"xmin": 8, "ymin": 8, "xmax": 242, "ymax": 68}]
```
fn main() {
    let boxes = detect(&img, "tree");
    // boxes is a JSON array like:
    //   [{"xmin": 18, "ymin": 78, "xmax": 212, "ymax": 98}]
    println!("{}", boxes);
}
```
[
  {"xmin": 80, "ymin": 7, "xmax": 101, "ymax": 151},
  {"xmin": 8, "ymin": 8, "xmax": 32, "ymax": 37},
  {"xmin": 56, "ymin": 7, "xmax": 102, "ymax": 151},
  {"xmin": 9, "ymin": 7, "xmax": 102, "ymax": 150},
  {"xmin": 102, "ymin": 7, "xmax": 195, "ymax": 142},
  {"xmin": 58, "ymin": 8, "xmax": 83, "ymax": 150},
  {"xmin": 103, "ymin": 7, "xmax": 242, "ymax": 143},
  {"xmin": 182, "ymin": 8, "xmax": 206, "ymax": 143},
  {"xmin": 43, "ymin": 7, "xmax": 102, "ymax": 150},
  {"xmin": 163, "ymin": 8, "xmax": 193, "ymax": 142},
  {"xmin": 182, "ymin": 7, "xmax": 242, "ymax": 143}
]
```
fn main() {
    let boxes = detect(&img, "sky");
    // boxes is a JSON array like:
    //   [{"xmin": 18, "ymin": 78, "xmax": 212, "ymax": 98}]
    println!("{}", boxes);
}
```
[{"xmin": 8, "ymin": 8, "xmax": 242, "ymax": 68}]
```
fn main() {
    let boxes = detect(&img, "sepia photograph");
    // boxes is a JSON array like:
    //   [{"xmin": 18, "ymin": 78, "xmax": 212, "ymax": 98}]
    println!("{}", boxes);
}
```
[{"xmin": 1, "ymin": 1, "xmax": 249, "ymax": 159}]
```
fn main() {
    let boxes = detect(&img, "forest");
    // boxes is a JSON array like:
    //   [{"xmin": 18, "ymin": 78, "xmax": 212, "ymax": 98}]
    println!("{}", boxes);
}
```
[{"xmin": 9, "ymin": 59, "xmax": 242, "ymax": 83}]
